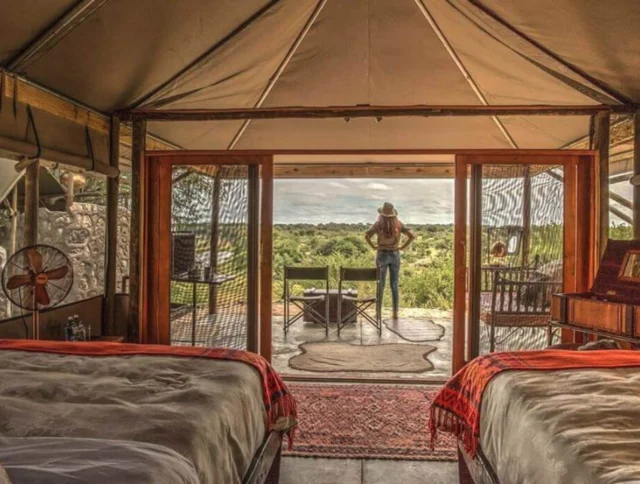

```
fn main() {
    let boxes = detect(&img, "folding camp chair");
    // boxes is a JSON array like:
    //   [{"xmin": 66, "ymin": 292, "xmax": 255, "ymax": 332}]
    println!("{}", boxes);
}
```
[
  {"xmin": 283, "ymin": 266, "xmax": 330, "ymax": 336},
  {"xmin": 337, "ymin": 267, "xmax": 381, "ymax": 335}
]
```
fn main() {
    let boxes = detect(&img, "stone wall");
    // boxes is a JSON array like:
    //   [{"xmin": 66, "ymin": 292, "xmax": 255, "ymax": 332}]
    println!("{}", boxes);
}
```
[{"xmin": 0, "ymin": 203, "xmax": 130, "ymax": 320}]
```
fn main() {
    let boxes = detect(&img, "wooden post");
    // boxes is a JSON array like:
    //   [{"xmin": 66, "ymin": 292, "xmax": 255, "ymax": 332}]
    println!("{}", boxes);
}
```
[
  {"xmin": 104, "ymin": 115, "xmax": 120, "ymax": 336},
  {"xmin": 634, "ymin": 109, "xmax": 640, "ymax": 240},
  {"xmin": 522, "ymin": 166, "xmax": 532, "ymax": 265},
  {"xmin": 9, "ymin": 186, "xmax": 18, "ymax": 256},
  {"xmin": 128, "ymin": 118, "xmax": 146, "ymax": 343},
  {"xmin": 64, "ymin": 172, "xmax": 74, "ymax": 211},
  {"xmin": 468, "ymin": 164, "xmax": 482, "ymax": 359},
  {"xmin": 208, "ymin": 172, "xmax": 221, "ymax": 315},
  {"xmin": 24, "ymin": 159, "xmax": 39, "ymax": 247},
  {"xmin": 7, "ymin": 185, "xmax": 18, "ymax": 317},
  {"xmin": 260, "ymin": 159, "xmax": 274, "ymax": 362},
  {"xmin": 593, "ymin": 111, "xmax": 610, "ymax": 256},
  {"xmin": 452, "ymin": 157, "xmax": 468, "ymax": 373},
  {"xmin": 246, "ymin": 164, "xmax": 260, "ymax": 353}
]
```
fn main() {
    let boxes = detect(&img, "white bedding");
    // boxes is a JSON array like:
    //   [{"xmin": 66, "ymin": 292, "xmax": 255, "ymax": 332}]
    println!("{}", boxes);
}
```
[
  {"xmin": 0, "ymin": 437, "xmax": 199, "ymax": 484},
  {"xmin": 480, "ymin": 367, "xmax": 640, "ymax": 484},
  {"xmin": 0, "ymin": 350, "xmax": 269, "ymax": 484}
]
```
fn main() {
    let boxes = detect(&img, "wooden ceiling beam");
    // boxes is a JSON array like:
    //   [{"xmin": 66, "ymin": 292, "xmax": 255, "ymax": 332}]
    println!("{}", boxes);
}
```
[
  {"xmin": 1, "ymin": 73, "xmax": 177, "ymax": 152},
  {"xmin": 8, "ymin": 0, "xmax": 112, "ymax": 73},
  {"xmin": 130, "ymin": 104, "xmax": 635, "ymax": 121}
]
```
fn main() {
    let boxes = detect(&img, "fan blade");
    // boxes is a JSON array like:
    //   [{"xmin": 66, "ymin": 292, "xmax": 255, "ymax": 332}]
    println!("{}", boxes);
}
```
[
  {"xmin": 45, "ymin": 266, "xmax": 69, "ymax": 281},
  {"xmin": 35, "ymin": 284, "xmax": 50, "ymax": 307},
  {"xmin": 6, "ymin": 274, "xmax": 32, "ymax": 290},
  {"xmin": 21, "ymin": 287, "xmax": 33, "ymax": 309},
  {"xmin": 27, "ymin": 249, "xmax": 43, "ymax": 273}
]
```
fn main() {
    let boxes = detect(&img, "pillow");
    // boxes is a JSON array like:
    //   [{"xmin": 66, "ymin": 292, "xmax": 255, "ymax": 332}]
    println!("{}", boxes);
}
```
[{"xmin": 578, "ymin": 339, "xmax": 622, "ymax": 351}]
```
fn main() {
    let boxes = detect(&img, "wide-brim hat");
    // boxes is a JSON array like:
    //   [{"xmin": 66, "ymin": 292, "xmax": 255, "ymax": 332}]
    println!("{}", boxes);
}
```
[
  {"xmin": 631, "ymin": 174, "xmax": 640, "ymax": 186},
  {"xmin": 378, "ymin": 202, "xmax": 398, "ymax": 217}
]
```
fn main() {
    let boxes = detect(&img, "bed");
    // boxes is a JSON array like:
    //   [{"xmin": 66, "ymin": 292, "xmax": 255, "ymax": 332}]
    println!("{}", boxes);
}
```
[
  {"xmin": 0, "ymin": 340, "xmax": 296, "ymax": 484},
  {"xmin": 430, "ymin": 350, "xmax": 640, "ymax": 484}
]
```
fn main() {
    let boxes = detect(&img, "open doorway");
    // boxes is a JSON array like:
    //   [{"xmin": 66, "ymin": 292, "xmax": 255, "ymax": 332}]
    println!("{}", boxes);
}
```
[{"xmin": 271, "ymin": 177, "xmax": 455, "ymax": 380}]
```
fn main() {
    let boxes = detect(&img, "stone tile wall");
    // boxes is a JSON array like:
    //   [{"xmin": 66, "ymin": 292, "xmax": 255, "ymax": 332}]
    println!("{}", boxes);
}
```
[{"xmin": 0, "ymin": 204, "xmax": 130, "ymax": 320}]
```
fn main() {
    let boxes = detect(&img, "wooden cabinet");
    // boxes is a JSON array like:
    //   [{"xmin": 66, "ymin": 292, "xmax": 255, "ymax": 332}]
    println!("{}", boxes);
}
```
[{"xmin": 551, "ymin": 240, "xmax": 640, "ymax": 341}]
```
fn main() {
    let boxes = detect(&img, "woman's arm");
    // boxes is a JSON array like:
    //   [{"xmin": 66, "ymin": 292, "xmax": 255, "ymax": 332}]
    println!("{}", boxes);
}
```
[
  {"xmin": 399, "ymin": 228, "xmax": 416, "ymax": 250},
  {"xmin": 365, "ymin": 223, "xmax": 378, "ymax": 249},
  {"xmin": 365, "ymin": 231, "xmax": 378, "ymax": 250}
]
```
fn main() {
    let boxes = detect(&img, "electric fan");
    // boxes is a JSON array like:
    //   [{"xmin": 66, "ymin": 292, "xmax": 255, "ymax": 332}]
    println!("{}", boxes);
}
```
[{"xmin": 1, "ymin": 245, "xmax": 74, "ymax": 340}]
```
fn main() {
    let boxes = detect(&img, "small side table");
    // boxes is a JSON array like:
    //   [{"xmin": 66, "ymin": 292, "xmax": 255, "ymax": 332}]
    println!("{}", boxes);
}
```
[{"xmin": 171, "ymin": 272, "xmax": 237, "ymax": 346}]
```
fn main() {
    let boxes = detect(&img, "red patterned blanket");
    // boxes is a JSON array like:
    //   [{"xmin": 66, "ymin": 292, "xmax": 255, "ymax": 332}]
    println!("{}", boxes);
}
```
[
  {"xmin": 429, "ymin": 350, "xmax": 640, "ymax": 458},
  {"xmin": 0, "ymin": 339, "xmax": 297, "ymax": 446}
]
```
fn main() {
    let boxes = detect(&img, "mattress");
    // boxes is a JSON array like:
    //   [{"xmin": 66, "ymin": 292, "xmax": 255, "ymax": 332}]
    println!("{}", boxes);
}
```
[
  {"xmin": 0, "ymin": 437, "xmax": 199, "ymax": 484},
  {"xmin": 480, "ymin": 367, "xmax": 640, "ymax": 484},
  {"xmin": 0, "ymin": 350, "xmax": 268, "ymax": 484}
]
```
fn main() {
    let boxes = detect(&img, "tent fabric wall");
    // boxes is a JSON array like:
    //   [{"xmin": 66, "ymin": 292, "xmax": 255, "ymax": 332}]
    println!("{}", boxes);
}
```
[
  {"xmin": 0, "ymin": 0, "xmax": 638, "ymax": 152},
  {"xmin": 478, "ymin": 0, "xmax": 640, "ymax": 102},
  {"xmin": 0, "ymin": 101, "xmax": 110, "ymax": 167}
]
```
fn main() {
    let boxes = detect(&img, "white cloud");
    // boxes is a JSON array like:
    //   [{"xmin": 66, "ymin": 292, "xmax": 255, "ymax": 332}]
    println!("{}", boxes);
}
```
[
  {"xmin": 364, "ymin": 182, "xmax": 391, "ymax": 191},
  {"xmin": 274, "ymin": 178, "xmax": 455, "ymax": 224}
]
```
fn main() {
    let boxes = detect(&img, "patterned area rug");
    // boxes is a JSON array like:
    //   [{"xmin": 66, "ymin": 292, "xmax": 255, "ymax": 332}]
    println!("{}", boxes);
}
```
[
  {"xmin": 288, "ymin": 342, "xmax": 436, "ymax": 373},
  {"xmin": 284, "ymin": 383, "xmax": 457, "ymax": 460},
  {"xmin": 383, "ymin": 318, "xmax": 445, "ymax": 342}
]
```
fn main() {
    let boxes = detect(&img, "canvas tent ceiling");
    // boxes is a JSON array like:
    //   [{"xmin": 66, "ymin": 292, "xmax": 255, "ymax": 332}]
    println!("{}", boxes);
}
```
[{"xmin": 0, "ymin": 0, "xmax": 638, "ymax": 159}]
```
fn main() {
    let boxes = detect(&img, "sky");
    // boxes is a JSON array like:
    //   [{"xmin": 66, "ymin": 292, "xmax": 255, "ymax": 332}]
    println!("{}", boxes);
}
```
[
  {"xmin": 273, "ymin": 175, "xmax": 634, "ymax": 226},
  {"xmin": 274, "ymin": 178, "xmax": 454, "ymax": 225}
]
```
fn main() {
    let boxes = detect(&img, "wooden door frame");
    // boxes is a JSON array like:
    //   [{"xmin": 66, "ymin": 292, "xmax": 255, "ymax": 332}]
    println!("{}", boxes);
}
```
[
  {"xmin": 139, "ymin": 153, "xmax": 274, "ymax": 360},
  {"xmin": 453, "ymin": 152, "xmax": 598, "ymax": 373}
]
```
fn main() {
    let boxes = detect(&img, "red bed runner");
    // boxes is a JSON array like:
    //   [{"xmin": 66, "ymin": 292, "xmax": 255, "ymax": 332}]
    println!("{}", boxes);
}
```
[
  {"xmin": 0, "ymin": 339, "xmax": 297, "ymax": 446},
  {"xmin": 429, "ymin": 350, "xmax": 640, "ymax": 459}
]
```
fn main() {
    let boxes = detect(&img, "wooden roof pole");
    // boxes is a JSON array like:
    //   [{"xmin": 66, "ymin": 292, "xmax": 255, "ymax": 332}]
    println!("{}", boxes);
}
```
[
  {"xmin": 522, "ymin": 166, "xmax": 532, "ymax": 265},
  {"xmin": 467, "ymin": 0, "xmax": 633, "ymax": 106},
  {"xmin": 128, "ymin": 118, "xmax": 146, "ymax": 343},
  {"xmin": 593, "ymin": 111, "xmax": 610, "ymax": 257},
  {"xmin": 634, "ymin": 110, "xmax": 640, "ymax": 240},
  {"xmin": 132, "ymin": 104, "xmax": 635, "ymax": 121},
  {"xmin": 24, "ymin": 160, "xmax": 39, "ymax": 247},
  {"xmin": 8, "ymin": 0, "xmax": 111, "ymax": 72},
  {"xmin": 1, "ymin": 73, "xmax": 177, "ymax": 153},
  {"xmin": 414, "ymin": 0, "xmax": 518, "ymax": 149},
  {"xmin": 227, "ymin": 0, "xmax": 329, "ymax": 149},
  {"xmin": 104, "ymin": 115, "xmax": 120, "ymax": 336}
]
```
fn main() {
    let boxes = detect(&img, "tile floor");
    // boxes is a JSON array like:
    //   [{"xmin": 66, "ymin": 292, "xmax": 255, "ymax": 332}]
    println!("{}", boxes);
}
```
[
  {"xmin": 280, "ymin": 457, "xmax": 459, "ymax": 484},
  {"xmin": 272, "ymin": 307, "xmax": 454, "ymax": 380}
]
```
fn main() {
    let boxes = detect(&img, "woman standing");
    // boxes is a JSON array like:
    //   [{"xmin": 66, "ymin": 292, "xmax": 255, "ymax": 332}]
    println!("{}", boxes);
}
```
[{"xmin": 365, "ymin": 202, "xmax": 415, "ymax": 320}]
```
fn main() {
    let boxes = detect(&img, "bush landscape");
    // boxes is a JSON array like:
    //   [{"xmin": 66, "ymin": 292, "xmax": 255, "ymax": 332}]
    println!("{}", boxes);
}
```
[{"xmin": 273, "ymin": 223, "xmax": 454, "ymax": 310}]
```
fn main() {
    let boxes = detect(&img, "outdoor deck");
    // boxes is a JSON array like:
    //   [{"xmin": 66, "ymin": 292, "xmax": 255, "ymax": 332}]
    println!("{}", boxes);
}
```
[
  {"xmin": 169, "ymin": 304, "xmax": 551, "ymax": 380},
  {"xmin": 272, "ymin": 307, "xmax": 453, "ymax": 380}
]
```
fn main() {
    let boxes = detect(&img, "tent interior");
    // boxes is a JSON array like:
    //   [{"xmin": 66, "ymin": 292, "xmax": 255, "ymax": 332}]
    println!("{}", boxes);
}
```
[{"xmin": 0, "ymin": 1, "xmax": 639, "ymax": 483}]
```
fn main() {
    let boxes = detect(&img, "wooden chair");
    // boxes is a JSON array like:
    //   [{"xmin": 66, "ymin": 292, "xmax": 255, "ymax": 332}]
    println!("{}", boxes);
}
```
[
  {"xmin": 337, "ymin": 267, "xmax": 381, "ymax": 335},
  {"xmin": 482, "ymin": 271, "xmax": 562, "ymax": 352},
  {"xmin": 480, "ymin": 256, "xmax": 540, "ymax": 293},
  {"xmin": 283, "ymin": 266, "xmax": 330, "ymax": 336}
]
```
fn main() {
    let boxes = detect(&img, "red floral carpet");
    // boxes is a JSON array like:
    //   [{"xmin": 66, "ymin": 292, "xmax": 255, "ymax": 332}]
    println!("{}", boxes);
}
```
[{"xmin": 284, "ymin": 383, "xmax": 457, "ymax": 460}]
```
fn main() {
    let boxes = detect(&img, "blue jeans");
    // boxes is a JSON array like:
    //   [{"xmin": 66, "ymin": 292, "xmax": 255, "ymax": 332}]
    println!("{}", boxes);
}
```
[{"xmin": 376, "ymin": 250, "xmax": 400, "ymax": 312}]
